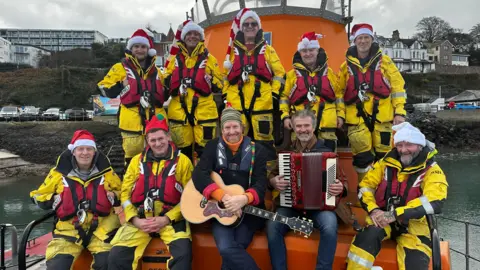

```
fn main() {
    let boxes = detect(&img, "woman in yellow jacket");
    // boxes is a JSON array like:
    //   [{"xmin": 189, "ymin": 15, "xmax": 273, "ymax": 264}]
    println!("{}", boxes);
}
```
[
  {"xmin": 30, "ymin": 130, "xmax": 122, "ymax": 270},
  {"xmin": 280, "ymin": 32, "xmax": 342, "ymax": 151},
  {"xmin": 108, "ymin": 114, "xmax": 194, "ymax": 270},
  {"xmin": 347, "ymin": 122, "xmax": 448, "ymax": 270},
  {"xmin": 222, "ymin": 8, "xmax": 285, "ymax": 158},
  {"xmin": 97, "ymin": 29, "xmax": 168, "ymax": 172},
  {"xmin": 164, "ymin": 20, "xmax": 223, "ymax": 163},
  {"xmin": 337, "ymin": 24, "xmax": 407, "ymax": 181}
]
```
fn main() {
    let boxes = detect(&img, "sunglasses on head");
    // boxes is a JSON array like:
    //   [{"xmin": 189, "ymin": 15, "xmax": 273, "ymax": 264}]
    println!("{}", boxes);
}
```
[{"xmin": 242, "ymin": 22, "xmax": 258, "ymax": 28}]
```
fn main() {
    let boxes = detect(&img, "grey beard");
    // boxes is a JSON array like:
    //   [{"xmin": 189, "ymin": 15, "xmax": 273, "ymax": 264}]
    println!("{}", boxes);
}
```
[{"xmin": 400, "ymin": 150, "xmax": 421, "ymax": 167}]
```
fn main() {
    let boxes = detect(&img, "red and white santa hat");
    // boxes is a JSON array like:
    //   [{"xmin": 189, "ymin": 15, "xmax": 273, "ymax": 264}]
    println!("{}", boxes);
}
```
[
  {"xmin": 126, "ymin": 29, "xmax": 157, "ymax": 57},
  {"xmin": 164, "ymin": 20, "xmax": 205, "ymax": 68},
  {"xmin": 350, "ymin": 23, "xmax": 374, "ymax": 42},
  {"xmin": 223, "ymin": 8, "xmax": 262, "ymax": 70},
  {"xmin": 297, "ymin": 31, "xmax": 324, "ymax": 51},
  {"xmin": 145, "ymin": 114, "xmax": 169, "ymax": 135},
  {"xmin": 68, "ymin": 130, "xmax": 97, "ymax": 152}
]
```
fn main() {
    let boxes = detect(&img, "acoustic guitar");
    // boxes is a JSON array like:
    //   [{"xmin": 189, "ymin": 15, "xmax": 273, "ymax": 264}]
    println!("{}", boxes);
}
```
[{"xmin": 180, "ymin": 171, "xmax": 314, "ymax": 238}]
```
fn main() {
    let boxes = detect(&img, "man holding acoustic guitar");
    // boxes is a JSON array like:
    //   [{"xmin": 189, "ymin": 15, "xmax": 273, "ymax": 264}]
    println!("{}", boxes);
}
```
[{"xmin": 267, "ymin": 109, "xmax": 347, "ymax": 270}]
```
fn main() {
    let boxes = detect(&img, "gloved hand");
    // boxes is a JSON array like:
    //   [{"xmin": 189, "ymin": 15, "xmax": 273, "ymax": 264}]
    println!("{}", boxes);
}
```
[
  {"xmin": 52, "ymin": 194, "xmax": 61, "ymax": 210},
  {"xmin": 140, "ymin": 96, "xmax": 151, "ymax": 109}
]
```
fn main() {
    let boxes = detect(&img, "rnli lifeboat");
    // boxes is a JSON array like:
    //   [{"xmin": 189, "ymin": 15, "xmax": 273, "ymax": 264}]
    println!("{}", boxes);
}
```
[{"xmin": 2, "ymin": 0, "xmax": 452, "ymax": 269}]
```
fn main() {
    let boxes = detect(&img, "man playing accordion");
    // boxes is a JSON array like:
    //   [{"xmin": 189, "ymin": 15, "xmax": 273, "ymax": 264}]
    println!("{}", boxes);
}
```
[{"xmin": 266, "ymin": 109, "xmax": 347, "ymax": 270}]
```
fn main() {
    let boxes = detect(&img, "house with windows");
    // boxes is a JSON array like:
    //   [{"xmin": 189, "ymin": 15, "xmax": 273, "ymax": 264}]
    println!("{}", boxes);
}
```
[
  {"xmin": 426, "ymin": 40, "xmax": 470, "ymax": 66},
  {"xmin": 377, "ymin": 30, "xmax": 435, "ymax": 73}
]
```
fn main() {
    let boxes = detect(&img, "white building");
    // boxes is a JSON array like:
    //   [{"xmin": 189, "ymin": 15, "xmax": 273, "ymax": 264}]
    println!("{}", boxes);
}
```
[
  {"xmin": 11, "ymin": 45, "xmax": 50, "ymax": 67},
  {"xmin": 0, "ymin": 29, "xmax": 108, "ymax": 51},
  {"xmin": 377, "ymin": 30, "xmax": 435, "ymax": 73},
  {"xmin": 451, "ymin": 52, "xmax": 469, "ymax": 66},
  {"xmin": 0, "ymin": 37, "xmax": 12, "ymax": 63}
]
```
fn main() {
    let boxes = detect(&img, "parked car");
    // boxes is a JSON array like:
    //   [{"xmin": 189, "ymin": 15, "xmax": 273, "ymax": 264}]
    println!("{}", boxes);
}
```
[
  {"xmin": 0, "ymin": 106, "xmax": 20, "ymax": 121},
  {"xmin": 19, "ymin": 106, "xmax": 41, "ymax": 121},
  {"xmin": 65, "ymin": 107, "xmax": 88, "ymax": 121},
  {"xmin": 42, "ymin": 107, "xmax": 61, "ymax": 121}
]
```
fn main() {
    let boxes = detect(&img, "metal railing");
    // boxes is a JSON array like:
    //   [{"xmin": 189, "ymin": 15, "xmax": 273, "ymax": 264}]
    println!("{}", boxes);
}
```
[
  {"xmin": 437, "ymin": 215, "xmax": 480, "ymax": 269},
  {"xmin": 0, "ymin": 224, "xmax": 19, "ymax": 270}
]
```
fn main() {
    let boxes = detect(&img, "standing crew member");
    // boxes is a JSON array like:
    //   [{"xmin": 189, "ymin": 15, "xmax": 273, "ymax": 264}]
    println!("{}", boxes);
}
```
[
  {"xmin": 337, "ymin": 23, "xmax": 407, "ymax": 182},
  {"xmin": 164, "ymin": 20, "xmax": 223, "ymax": 162}
]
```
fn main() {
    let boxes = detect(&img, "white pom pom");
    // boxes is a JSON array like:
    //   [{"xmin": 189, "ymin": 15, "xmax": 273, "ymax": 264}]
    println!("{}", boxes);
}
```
[
  {"xmin": 148, "ymin": 48, "xmax": 157, "ymax": 57},
  {"xmin": 224, "ymin": 60, "xmax": 232, "ymax": 70}
]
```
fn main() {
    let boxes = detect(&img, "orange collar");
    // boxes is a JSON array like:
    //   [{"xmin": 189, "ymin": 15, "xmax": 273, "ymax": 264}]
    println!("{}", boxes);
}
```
[{"xmin": 222, "ymin": 135, "xmax": 244, "ymax": 155}]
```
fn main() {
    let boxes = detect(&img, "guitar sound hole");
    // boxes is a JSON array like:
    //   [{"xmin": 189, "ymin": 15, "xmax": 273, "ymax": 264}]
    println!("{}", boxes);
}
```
[{"xmin": 218, "ymin": 201, "xmax": 226, "ymax": 209}]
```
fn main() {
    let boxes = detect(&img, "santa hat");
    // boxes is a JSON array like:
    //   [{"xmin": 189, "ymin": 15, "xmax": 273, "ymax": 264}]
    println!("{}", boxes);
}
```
[
  {"xmin": 223, "ymin": 8, "xmax": 262, "ymax": 70},
  {"xmin": 297, "ymin": 31, "xmax": 324, "ymax": 51},
  {"xmin": 145, "ymin": 114, "xmax": 169, "ymax": 135},
  {"xmin": 68, "ymin": 130, "xmax": 97, "ymax": 152},
  {"xmin": 392, "ymin": 122, "xmax": 426, "ymax": 147},
  {"xmin": 126, "ymin": 29, "xmax": 157, "ymax": 57},
  {"xmin": 164, "ymin": 20, "xmax": 204, "ymax": 68},
  {"xmin": 350, "ymin": 23, "xmax": 374, "ymax": 42}
]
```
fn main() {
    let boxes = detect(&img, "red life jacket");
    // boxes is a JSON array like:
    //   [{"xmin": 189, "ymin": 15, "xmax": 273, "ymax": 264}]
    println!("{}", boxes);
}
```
[
  {"xmin": 130, "ymin": 148, "xmax": 183, "ymax": 209},
  {"xmin": 375, "ymin": 161, "xmax": 435, "ymax": 209},
  {"xmin": 289, "ymin": 68, "xmax": 336, "ymax": 105},
  {"xmin": 120, "ymin": 59, "xmax": 165, "ymax": 107},
  {"xmin": 169, "ymin": 52, "xmax": 212, "ymax": 96},
  {"xmin": 227, "ymin": 44, "xmax": 273, "ymax": 84},
  {"xmin": 56, "ymin": 176, "xmax": 112, "ymax": 221},
  {"xmin": 343, "ymin": 57, "xmax": 391, "ymax": 105}
]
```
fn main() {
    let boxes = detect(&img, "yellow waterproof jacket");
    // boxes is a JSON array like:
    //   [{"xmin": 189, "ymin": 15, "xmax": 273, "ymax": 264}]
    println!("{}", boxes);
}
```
[
  {"xmin": 223, "ymin": 39, "xmax": 285, "ymax": 113},
  {"xmin": 281, "ymin": 51, "xmax": 341, "ymax": 131},
  {"xmin": 97, "ymin": 53, "xmax": 167, "ymax": 133},
  {"xmin": 164, "ymin": 42, "xmax": 223, "ymax": 124},
  {"xmin": 121, "ymin": 147, "xmax": 193, "ymax": 223},
  {"xmin": 338, "ymin": 45, "xmax": 406, "ymax": 125},
  {"xmin": 30, "ymin": 151, "xmax": 122, "ymax": 242},
  {"xmin": 358, "ymin": 147, "xmax": 448, "ymax": 236}
]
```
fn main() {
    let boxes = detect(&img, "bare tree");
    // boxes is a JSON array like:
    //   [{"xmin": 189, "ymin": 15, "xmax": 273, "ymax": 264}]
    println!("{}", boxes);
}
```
[{"xmin": 415, "ymin": 16, "xmax": 453, "ymax": 42}]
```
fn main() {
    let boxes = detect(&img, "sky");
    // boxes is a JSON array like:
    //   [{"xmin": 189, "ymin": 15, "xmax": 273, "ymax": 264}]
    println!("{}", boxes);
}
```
[{"xmin": 0, "ymin": 0, "xmax": 478, "ymax": 39}]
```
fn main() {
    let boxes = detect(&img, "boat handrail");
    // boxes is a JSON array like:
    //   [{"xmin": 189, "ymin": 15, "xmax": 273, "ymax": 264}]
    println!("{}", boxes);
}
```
[
  {"xmin": 0, "ymin": 224, "xmax": 19, "ymax": 270},
  {"xmin": 437, "ymin": 215, "xmax": 480, "ymax": 269},
  {"xmin": 17, "ymin": 211, "xmax": 55, "ymax": 270}
]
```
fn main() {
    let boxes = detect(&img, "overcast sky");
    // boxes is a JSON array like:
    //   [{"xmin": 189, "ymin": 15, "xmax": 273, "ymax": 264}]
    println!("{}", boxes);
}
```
[{"xmin": 0, "ymin": 0, "xmax": 478, "ymax": 39}]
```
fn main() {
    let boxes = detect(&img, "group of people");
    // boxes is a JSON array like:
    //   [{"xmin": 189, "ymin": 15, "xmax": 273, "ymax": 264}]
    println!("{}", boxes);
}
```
[{"xmin": 30, "ymin": 7, "xmax": 448, "ymax": 270}]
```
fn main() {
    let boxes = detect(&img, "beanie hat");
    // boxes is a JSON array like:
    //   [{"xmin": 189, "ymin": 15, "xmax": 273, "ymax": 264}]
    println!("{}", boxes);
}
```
[
  {"xmin": 126, "ymin": 29, "xmax": 157, "ymax": 57},
  {"xmin": 392, "ymin": 122, "xmax": 426, "ymax": 147},
  {"xmin": 145, "ymin": 114, "xmax": 169, "ymax": 135},
  {"xmin": 164, "ymin": 20, "xmax": 204, "ymax": 68},
  {"xmin": 297, "ymin": 31, "xmax": 324, "ymax": 52},
  {"xmin": 223, "ymin": 8, "xmax": 262, "ymax": 70},
  {"xmin": 220, "ymin": 102, "xmax": 242, "ymax": 128},
  {"xmin": 350, "ymin": 23, "xmax": 374, "ymax": 42},
  {"xmin": 68, "ymin": 130, "xmax": 97, "ymax": 152}
]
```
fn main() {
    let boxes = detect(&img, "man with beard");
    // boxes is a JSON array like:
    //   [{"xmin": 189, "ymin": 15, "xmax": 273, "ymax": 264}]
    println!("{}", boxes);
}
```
[
  {"xmin": 337, "ymin": 23, "xmax": 407, "ymax": 183},
  {"xmin": 346, "ymin": 122, "xmax": 448, "ymax": 270},
  {"xmin": 266, "ymin": 109, "xmax": 346, "ymax": 270},
  {"xmin": 164, "ymin": 20, "xmax": 223, "ymax": 163},
  {"xmin": 98, "ymin": 29, "xmax": 168, "ymax": 172}
]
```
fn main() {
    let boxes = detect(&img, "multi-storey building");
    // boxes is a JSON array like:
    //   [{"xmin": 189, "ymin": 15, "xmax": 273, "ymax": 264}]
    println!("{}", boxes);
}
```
[
  {"xmin": 11, "ymin": 44, "xmax": 51, "ymax": 68},
  {"xmin": 0, "ymin": 29, "xmax": 108, "ymax": 51},
  {"xmin": 0, "ymin": 37, "xmax": 13, "ymax": 63}
]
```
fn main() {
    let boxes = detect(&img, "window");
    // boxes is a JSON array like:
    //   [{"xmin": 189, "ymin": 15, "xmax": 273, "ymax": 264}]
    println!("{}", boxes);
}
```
[
  {"xmin": 423, "ymin": 52, "xmax": 426, "ymax": 59},
  {"xmin": 444, "ymin": 55, "xmax": 448, "ymax": 60},
  {"xmin": 444, "ymin": 46, "xmax": 449, "ymax": 50}
]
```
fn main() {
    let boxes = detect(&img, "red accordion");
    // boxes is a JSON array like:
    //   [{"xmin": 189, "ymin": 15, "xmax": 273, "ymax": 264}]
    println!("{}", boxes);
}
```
[{"xmin": 278, "ymin": 151, "xmax": 339, "ymax": 210}]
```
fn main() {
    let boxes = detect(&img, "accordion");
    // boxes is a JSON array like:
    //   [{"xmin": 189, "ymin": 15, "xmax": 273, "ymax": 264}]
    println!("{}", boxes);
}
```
[{"xmin": 278, "ymin": 151, "xmax": 339, "ymax": 210}]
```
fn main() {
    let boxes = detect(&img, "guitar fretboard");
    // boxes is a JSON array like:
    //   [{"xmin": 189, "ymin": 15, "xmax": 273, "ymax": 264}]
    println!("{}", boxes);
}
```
[{"xmin": 244, "ymin": 205, "xmax": 289, "ymax": 224}]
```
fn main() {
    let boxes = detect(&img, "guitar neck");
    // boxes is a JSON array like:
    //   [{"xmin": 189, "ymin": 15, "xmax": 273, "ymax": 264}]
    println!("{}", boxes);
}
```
[{"xmin": 243, "ymin": 205, "xmax": 289, "ymax": 225}]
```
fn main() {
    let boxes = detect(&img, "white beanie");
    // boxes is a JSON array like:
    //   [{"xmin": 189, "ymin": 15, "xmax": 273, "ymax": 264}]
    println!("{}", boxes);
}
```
[{"xmin": 393, "ymin": 122, "xmax": 426, "ymax": 147}]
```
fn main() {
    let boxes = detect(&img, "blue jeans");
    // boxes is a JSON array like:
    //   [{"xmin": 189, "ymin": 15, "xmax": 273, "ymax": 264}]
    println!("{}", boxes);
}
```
[
  {"xmin": 266, "ymin": 207, "xmax": 338, "ymax": 270},
  {"xmin": 211, "ymin": 219, "xmax": 261, "ymax": 270}
]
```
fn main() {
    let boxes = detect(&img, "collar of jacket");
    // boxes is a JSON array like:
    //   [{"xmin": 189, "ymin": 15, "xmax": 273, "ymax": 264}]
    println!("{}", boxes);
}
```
[
  {"xmin": 292, "ymin": 48, "xmax": 328, "ymax": 73},
  {"xmin": 54, "ymin": 150, "xmax": 111, "ymax": 179},
  {"xmin": 124, "ymin": 52, "xmax": 156, "ymax": 76},
  {"xmin": 291, "ymin": 136, "xmax": 318, "ymax": 152},
  {"xmin": 346, "ymin": 43, "xmax": 382, "ymax": 70},
  {"xmin": 234, "ymin": 29, "xmax": 266, "ymax": 53},
  {"xmin": 178, "ymin": 41, "xmax": 206, "ymax": 58},
  {"xmin": 383, "ymin": 146, "xmax": 437, "ymax": 173},
  {"xmin": 143, "ymin": 144, "xmax": 174, "ymax": 163}
]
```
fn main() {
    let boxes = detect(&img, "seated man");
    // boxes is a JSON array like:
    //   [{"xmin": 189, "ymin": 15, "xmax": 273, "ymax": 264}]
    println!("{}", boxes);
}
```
[
  {"xmin": 346, "ymin": 122, "xmax": 448, "ymax": 270},
  {"xmin": 192, "ymin": 104, "xmax": 269, "ymax": 270},
  {"xmin": 108, "ymin": 114, "xmax": 193, "ymax": 270},
  {"xmin": 30, "ymin": 130, "xmax": 122, "ymax": 270},
  {"xmin": 266, "ymin": 109, "xmax": 347, "ymax": 270}
]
